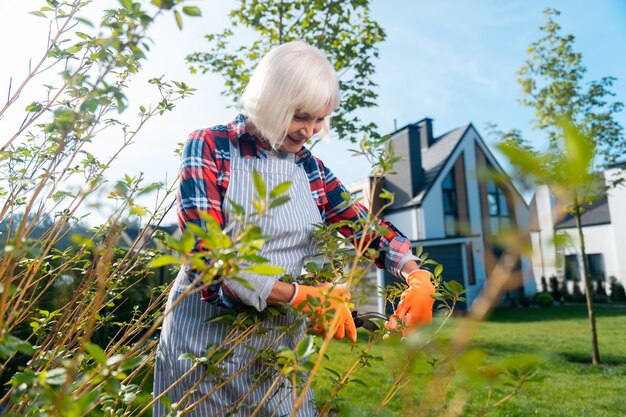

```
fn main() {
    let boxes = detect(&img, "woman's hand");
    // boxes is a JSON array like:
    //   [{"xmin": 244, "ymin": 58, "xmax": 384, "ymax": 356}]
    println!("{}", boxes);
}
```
[
  {"xmin": 290, "ymin": 283, "xmax": 357, "ymax": 342},
  {"xmin": 385, "ymin": 269, "xmax": 435, "ymax": 334}
]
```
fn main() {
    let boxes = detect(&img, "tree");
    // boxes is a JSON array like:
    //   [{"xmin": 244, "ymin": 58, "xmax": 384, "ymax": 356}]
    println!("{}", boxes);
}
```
[
  {"xmin": 0, "ymin": 0, "xmax": 200, "ymax": 413},
  {"xmin": 493, "ymin": 8, "xmax": 624, "ymax": 365},
  {"xmin": 185, "ymin": 0, "xmax": 386, "ymax": 143}
]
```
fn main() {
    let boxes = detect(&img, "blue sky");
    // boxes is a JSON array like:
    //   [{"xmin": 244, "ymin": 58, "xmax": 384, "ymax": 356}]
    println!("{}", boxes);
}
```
[{"xmin": 1, "ymin": 0, "xmax": 625, "ymax": 222}]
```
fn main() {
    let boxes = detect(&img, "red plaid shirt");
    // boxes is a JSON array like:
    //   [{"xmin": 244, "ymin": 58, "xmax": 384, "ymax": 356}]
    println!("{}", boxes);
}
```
[{"xmin": 178, "ymin": 114, "xmax": 417, "ymax": 305}]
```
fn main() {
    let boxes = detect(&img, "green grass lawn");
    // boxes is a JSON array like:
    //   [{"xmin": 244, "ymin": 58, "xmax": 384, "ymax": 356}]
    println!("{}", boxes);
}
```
[{"xmin": 315, "ymin": 305, "xmax": 626, "ymax": 416}]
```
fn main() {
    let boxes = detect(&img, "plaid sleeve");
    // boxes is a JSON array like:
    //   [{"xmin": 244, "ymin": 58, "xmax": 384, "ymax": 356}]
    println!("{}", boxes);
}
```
[
  {"xmin": 319, "ymin": 158, "xmax": 419, "ymax": 277},
  {"xmin": 178, "ymin": 129, "xmax": 225, "ymax": 233},
  {"xmin": 177, "ymin": 129, "xmax": 240, "ymax": 307}
]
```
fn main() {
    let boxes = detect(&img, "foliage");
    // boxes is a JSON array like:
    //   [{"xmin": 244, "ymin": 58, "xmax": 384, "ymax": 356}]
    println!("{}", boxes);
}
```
[
  {"xmin": 609, "ymin": 277, "xmax": 626, "ymax": 303},
  {"xmin": 518, "ymin": 8, "xmax": 624, "ymax": 169},
  {"xmin": 0, "ymin": 2, "xmax": 545, "ymax": 416},
  {"xmin": 490, "ymin": 7, "xmax": 625, "ymax": 366},
  {"xmin": 0, "ymin": 0, "xmax": 200, "ymax": 414},
  {"xmin": 185, "ymin": 0, "xmax": 386, "ymax": 144},
  {"xmin": 535, "ymin": 292, "xmax": 554, "ymax": 308}
]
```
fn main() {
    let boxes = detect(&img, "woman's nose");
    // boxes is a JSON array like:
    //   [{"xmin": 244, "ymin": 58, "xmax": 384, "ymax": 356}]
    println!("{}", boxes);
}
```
[{"xmin": 301, "ymin": 122, "xmax": 315, "ymax": 138}]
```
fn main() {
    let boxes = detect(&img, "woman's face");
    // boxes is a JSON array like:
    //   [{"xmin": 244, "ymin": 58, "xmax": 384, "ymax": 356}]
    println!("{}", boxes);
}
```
[{"xmin": 280, "ymin": 111, "xmax": 327, "ymax": 153}]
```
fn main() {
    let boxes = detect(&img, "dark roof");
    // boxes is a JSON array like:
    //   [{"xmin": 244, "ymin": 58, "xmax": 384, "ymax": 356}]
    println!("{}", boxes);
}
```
[
  {"xmin": 554, "ymin": 197, "xmax": 612, "ymax": 229},
  {"xmin": 393, "ymin": 124, "xmax": 470, "ymax": 209}
]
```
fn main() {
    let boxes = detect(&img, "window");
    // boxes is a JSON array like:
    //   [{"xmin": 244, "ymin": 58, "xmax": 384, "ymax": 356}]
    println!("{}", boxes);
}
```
[
  {"xmin": 486, "ymin": 180, "xmax": 511, "ymax": 236},
  {"xmin": 564, "ymin": 254, "xmax": 580, "ymax": 281},
  {"xmin": 442, "ymin": 170, "xmax": 458, "ymax": 236},
  {"xmin": 587, "ymin": 254, "xmax": 605, "ymax": 282}
]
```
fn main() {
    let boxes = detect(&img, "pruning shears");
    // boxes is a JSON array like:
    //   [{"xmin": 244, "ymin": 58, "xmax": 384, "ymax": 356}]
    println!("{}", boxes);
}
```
[{"xmin": 351, "ymin": 310, "xmax": 388, "ymax": 332}]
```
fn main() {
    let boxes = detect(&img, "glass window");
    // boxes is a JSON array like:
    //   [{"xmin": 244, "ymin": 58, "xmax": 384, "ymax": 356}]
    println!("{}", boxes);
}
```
[
  {"xmin": 486, "ymin": 180, "xmax": 512, "ymax": 236},
  {"xmin": 564, "ymin": 254, "xmax": 580, "ymax": 281},
  {"xmin": 488, "ymin": 194, "xmax": 498, "ymax": 216},
  {"xmin": 499, "ymin": 194, "xmax": 509, "ymax": 215},
  {"xmin": 442, "ymin": 170, "xmax": 458, "ymax": 236},
  {"xmin": 587, "ymin": 254, "xmax": 605, "ymax": 282}
]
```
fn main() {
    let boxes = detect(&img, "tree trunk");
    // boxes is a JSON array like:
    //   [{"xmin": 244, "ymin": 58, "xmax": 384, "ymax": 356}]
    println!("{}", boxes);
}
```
[{"xmin": 574, "ymin": 203, "xmax": 601, "ymax": 365}]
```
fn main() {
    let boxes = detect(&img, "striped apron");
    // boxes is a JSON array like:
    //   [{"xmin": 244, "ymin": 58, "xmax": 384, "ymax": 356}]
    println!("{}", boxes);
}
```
[{"xmin": 154, "ymin": 139, "xmax": 321, "ymax": 417}]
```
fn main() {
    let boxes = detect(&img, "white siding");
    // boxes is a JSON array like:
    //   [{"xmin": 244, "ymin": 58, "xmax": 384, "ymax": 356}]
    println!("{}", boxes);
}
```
[
  {"xmin": 421, "ymin": 186, "xmax": 445, "ymax": 238},
  {"xmin": 384, "ymin": 208, "xmax": 419, "ymax": 241},
  {"xmin": 530, "ymin": 185, "xmax": 559, "ymax": 282},
  {"xmin": 606, "ymin": 168, "xmax": 626, "ymax": 286},
  {"xmin": 559, "ymin": 224, "xmax": 617, "ymax": 284}
]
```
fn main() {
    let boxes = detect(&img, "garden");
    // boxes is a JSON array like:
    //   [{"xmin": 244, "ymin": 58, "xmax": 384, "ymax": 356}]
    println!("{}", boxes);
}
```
[{"xmin": 1, "ymin": 1, "xmax": 625, "ymax": 416}]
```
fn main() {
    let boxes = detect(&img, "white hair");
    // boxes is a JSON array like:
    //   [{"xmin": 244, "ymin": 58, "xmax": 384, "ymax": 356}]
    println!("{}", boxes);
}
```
[{"xmin": 240, "ymin": 41, "xmax": 340, "ymax": 149}]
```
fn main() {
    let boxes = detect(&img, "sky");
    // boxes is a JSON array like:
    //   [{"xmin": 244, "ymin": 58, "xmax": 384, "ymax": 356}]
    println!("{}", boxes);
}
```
[{"xmin": 1, "ymin": 0, "xmax": 625, "ymax": 224}]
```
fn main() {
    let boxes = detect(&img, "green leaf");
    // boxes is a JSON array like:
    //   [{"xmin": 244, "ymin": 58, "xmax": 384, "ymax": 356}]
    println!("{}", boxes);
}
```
[
  {"xmin": 173, "ymin": 9, "xmax": 183, "ymax": 30},
  {"xmin": 446, "ymin": 280, "xmax": 465, "ymax": 295},
  {"xmin": 349, "ymin": 378, "xmax": 368, "ymax": 387},
  {"xmin": 242, "ymin": 255, "xmax": 269, "ymax": 263},
  {"xmin": 160, "ymin": 394, "xmax": 173, "ymax": 411},
  {"xmin": 243, "ymin": 264, "xmax": 285, "ymax": 276},
  {"xmin": 181, "ymin": 229, "xmax": 195, "ymax": 253},
  {"xmin": 130, "ymin": 204, "xmax": 148, "ymax": 216},
  {"xmin": 560, "ymin": 118, "xmax": 594, "ymax": 184},
  {"xmin": 148, "ymin": 255, "xmax": 182, "ymax": 268},
  {"xmin": 119, "ymin": 0, "xmax": 132, "ymax": 10},
  {"xmin": 0, "ymin": 334, "xmax": 34, "ymax": 359},
  {"xmin": 29, "ymin": 10, "xmax": 47, "ymax": 18},
  {"xmin": 434, "ymin": 263, "xmax": 443, "ymax": 277},
  {"xmin": 226, "ymin": 198, "xmax": 246, "ymax": 216},
  {"xmin": 252, "ymin": 169, "xmax": 267, "ymax": 198},
  {"xmin": 106, "ymin": 354, "xmax": 124, "ymax": 367},
  {"xmin": 70, "ymin": 234, "xmax": 94, "ymax": 248},
  {"xmin": 324, "ymin": 367, "xmax": 341, "ymax": 379},
  {"xmin": 43, "ymin": 368, "xmax": 67, "ymax": 385},
  {"xmin": 269, "ymin": 195, "xmax": 291, "ymax": 209},
  {"xmin": 85, "ymin": 342, "xmax": 107, "ymax": 365},
  {"xmin": 182, "ymin": 5, "xmax": 202, "ymax": 16},
  {"xmin": 270, "ymin": 181, "xmax": 291, "ymax": 198},
  {"xmin": 75, "ymin": 17, "xmax": 94, "ymax": 28},
  {"xmin": 296, "ymin": 335, "xmax": 316, "ymax": 359},
  {"xmin": 178, "ymin": 353, "xmax": 196, "ymax": 361},
  {"xmin": 119, "ymin": 355, "xmax": 146, "ymax": 371},
  {"xmin": 25, "ymin": 101, "xmax": 43, "ymax": 112}
]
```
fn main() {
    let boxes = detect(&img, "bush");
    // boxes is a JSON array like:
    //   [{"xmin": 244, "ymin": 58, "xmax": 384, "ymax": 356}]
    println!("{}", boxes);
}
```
[
  {"xmin": 535, "ymin": 292, "xmax": 555, "ymax": 308},
  {"xmin": 609, "ymin": 277, "xmax": 626, "ymax": 302},
  {"xmin": 549, "ymin": 275, "xmax": 561, "ymax": 302},
  {"xmin": 520, "ymin": 295, "xmax": 531, "ymax": 308},
  {"xmin": 572, "ymin": 281, "xmax": 585, "ymax": 303}
]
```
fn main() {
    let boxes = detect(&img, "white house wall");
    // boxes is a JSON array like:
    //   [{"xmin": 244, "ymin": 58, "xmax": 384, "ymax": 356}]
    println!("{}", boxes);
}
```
[
  {"xmin": 384, "ymin": 208, "xmax": 419, "ymax": 241},
  {"xmin": 421, "ymin": 186, "xmax": 446, "ymax": 238},
  {"xmin": 606, "ymin": 168, "xmax": 626, "ymax": 286},
  {"xmin": 530, "ymin": 185, "xmax": 559, "ymax": 282},
  {"xmin": 559, "ymin": 224, "xmax": 618, "ymax": 283}
]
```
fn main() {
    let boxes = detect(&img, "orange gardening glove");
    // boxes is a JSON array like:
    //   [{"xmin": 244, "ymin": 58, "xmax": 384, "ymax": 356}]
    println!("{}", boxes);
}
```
[
  {"xmin": 290, "ymin": 283, "xmax": 357, "ymax": 342},
  {"xmin": 385, "ymin": 270, "xmax": 435, "ymax": 334}
]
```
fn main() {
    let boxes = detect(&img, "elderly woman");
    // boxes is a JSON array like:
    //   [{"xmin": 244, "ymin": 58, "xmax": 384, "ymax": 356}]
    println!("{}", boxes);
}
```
[{"xmin": 153, "ymin": 41, "xmax": 435, "ymax": 417}]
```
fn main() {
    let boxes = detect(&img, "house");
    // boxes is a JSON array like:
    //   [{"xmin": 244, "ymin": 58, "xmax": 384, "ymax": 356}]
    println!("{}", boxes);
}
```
[
  {"xmin": 529, "ymin": 163, "xmax": 626, "ymax": 294},
  {"xmin": 347, "ymin": 118, "xmax": 537, "ymax": 313}
]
